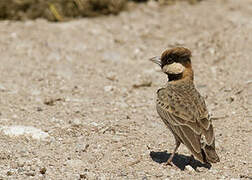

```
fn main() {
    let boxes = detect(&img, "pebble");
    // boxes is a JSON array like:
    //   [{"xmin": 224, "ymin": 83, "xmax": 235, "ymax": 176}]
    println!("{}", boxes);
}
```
[
  {"xmin": 6, "ymin": 170, "xmax": 14, "ymax": 176},
  {"xmin": 17, "ymin": 159, "xmax": 26, "ymax": 167},
  {"xmin": 90, "ymin": 122, "xmax": 99, "ymax": 127},
  {"xmin": 69, "ymin": 118, "xmax": 82, "ymax": 127},
  {"xmin": 186, "ymin": 165, "xmax": 194, "ymax": 172},
  {"xmin": 25, "ymin": 171, "xmax": 35, "ymax": 176},
  {"xmin": 10, "ymin": 32, "xmax": 17, "ymax": 38},
  {"xmin": 132, "ymin": 78, "xmax": 152, "ymax": 88},
  {"xmin": 106, "ymin": 72, "xmax": 117, "ymax": 81},
  {"xmin": 40, "ymin": 167, "xmax": 47, "ymax": 174},
  {"xmin": 104, "ymin": 85, "xmax": 114, "ymax": 92},
  {"xmin": 0, "ymin": 125, "xmax": 49, "ymax": 140},
  {"xmin": 80, "ymin": 173, "xmax": 87, "ymax": 179},
  {"xmin": 209, "ymin": 48, "xmax": 216, "ymax": 55}
]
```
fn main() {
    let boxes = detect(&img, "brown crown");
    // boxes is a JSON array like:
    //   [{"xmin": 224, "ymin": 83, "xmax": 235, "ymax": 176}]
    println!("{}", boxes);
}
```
[{"xmin": 160, "ymin": 47, "xmax": 192, "ymax": 67}]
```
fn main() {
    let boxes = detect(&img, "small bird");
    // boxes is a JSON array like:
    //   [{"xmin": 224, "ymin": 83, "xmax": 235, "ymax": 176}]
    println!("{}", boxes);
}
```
[{"xmin": 150, "ymin": 47, "xmax": 220, "ymax": 166}]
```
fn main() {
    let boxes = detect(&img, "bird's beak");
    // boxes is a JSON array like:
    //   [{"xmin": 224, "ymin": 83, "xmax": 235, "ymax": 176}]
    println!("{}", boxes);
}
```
[{"xmin": 149, "ymin": 56, "xmax": 161, "ymax": 66}]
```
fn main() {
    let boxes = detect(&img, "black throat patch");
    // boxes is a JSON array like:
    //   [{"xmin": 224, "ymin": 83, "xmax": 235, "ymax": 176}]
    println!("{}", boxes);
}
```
[{"xmin": 167, "ymin": 73, "xmax": 183, "ymax": 81}]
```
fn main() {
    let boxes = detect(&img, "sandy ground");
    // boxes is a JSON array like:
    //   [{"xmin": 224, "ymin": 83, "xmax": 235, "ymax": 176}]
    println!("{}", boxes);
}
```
[{"xmin": 0, "ymin": 0, "xmax": 251, "ymax": 179}]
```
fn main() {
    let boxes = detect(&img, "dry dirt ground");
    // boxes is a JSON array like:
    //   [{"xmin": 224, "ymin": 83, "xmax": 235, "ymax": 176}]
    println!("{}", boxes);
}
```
[{"xmin": 0, "ymin": 0, "xmax": 251, "ymax": 179}]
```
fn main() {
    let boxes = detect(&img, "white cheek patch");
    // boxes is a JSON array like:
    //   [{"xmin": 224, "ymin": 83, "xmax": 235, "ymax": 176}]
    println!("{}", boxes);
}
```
[{"xmin": 162, "ymin": 62, "xmax": 185, "ymax": 74}]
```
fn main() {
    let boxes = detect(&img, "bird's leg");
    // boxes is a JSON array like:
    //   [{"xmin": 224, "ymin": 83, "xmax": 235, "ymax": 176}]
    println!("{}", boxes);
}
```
[{"xmin": 165, "ymin": 140, "xmax": 180, "ymax": 166}]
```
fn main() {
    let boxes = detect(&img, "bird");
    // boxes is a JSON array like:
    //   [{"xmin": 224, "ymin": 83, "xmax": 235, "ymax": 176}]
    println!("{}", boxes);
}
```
[{"xmin": 150, "ymin": 47, "xmax": 220, "ymax": 167}]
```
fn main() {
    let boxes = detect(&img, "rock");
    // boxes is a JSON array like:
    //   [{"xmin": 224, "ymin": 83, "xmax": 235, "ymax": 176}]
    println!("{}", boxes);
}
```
[
  {"xmin": 90, "ymin": 122, "xmax": 99, "ymax": 127},
  {"xmin": 25, "ymin": 171, "xmax": 36, "ymax": 176},
  {"xmin": 44, "ymin": 97, "xmax": 65, "ymax": 106},
  {"xmin": 209, "ymin": 169, "xmax": 218, "ymax": 174},
  {"xmin": 76, "ymin": 143, "xmax": 89, "ymax": 152},
  {"xmin": 104, "ymin": 85, "xmax": 114, "ymax": 92},
  {"xmin": 40, "ymin": 167, "xmax": 47, "ymax": 174},
  {"xmin": 0, "ymin": 125, "xmax": 49, "ymax": 140},
  {"xmin": 106, "ymin": 72, "xmax": 117, "ymax": 81},
  {"xmin": 226, "ymin": 96, "xmax": 235, "ymax": 103},
  {"xmin": 69, "ymin": 118, "xmax": 82, "ymax": 127},
  {"xmin": 80, "ymin": 174, "xmax": 87, "ymax": 179},
  {"xmin": 186, "ymin": 165, "xmax": 194, "ymax": 172},
  {"xmin": 208, "ymin": 48, "xmax": 215, "ymax": 55},
  {"xmin": 17, "ymin": 159, "xmax": 26, "ymax": 167},
  {"xmin": 132, "ymin": 77, "xmax": 152, "ymax": 88},
  {"xmin": 6, "ymin": 170, "xmax": 14, "ymax": 176}
]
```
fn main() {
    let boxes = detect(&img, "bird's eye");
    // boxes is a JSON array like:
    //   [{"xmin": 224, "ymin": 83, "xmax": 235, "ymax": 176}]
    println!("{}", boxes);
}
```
[{"xmin": 167, "ymin": 57, "xmax": 173, "ymax": 64}]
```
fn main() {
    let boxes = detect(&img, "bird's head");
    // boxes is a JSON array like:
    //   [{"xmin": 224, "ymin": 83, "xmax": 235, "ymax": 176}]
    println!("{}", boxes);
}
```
[{"xmin": 150, "ymin": 47, "xmax": 193, "ymax": 82}]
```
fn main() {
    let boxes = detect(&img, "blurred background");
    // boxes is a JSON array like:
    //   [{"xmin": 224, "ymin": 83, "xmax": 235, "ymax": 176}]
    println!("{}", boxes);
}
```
[{"xmin": 0, "ymin": 0, "xmax": 201, "ymax": 21}]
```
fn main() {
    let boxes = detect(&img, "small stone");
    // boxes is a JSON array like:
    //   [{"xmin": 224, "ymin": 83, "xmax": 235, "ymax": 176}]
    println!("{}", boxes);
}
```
[
  {"xmin": 44, "ymin": 98, "xmax": 55, "ymax": 106},
  {"xmin": 106, "ymin": 72, "xmax": 117, "ymax": 81},
  {"xmin": 70, "ymin": 118, "xmax": 82, "ymax": 127},
  {"xmin": 226, "ymin": 96, "xmax": 235, "ymax": 103},
  {"xmin": 17, "ymin": 159, "xmax": 26, "ymax": 167},
  {"xmin": 186, "ymin": 165, "xmax": 194, "ymax": 172},
  {"xmin": 90, "ymin": 122, "xmax": 98, "ymax": 127},
  {"xmin": 132, "ymin": 78, "xmax": 152, "ymax": 88},
  {"xmin": 86, "ymin": 172, "xmax": 96, "ymax": 179},
  {"xmin": 10, "ymin": 32, "xmax": 17, "ymax": 38},
  {"xmin": 6, "ymin": 170, "xmax": 14, "ymax": 176},
  {"xmin": 209, "ymin": 169, "xmax": 217, "ymax": 174},
  {"xmin": 0, "ymin": 125, "xmax": 49, "ymax": 140},
  {"xmin": 44, "ymin": 97, "xmax": 64, "ymax": 106},
  {"xmin": 40, "ymin": 167, "xmax": 46, "ymax": 174},
  {"xmin": 76, "ymin": 144, "xmax": 89, "ymax": 152},
  {"xmin": 104, "ymin": 85, "xmax": 114, "ymax": 92},
  {"xmin": 25, "ymin": 171, "xmax": 35, "ymax": 176},
  {"xmin": 209, "ymin": 48, "xmax": 215, "ymax": 55},
  {"xmin": 99, "ymin": 174, "xmax": 106, "ymax": 180},
  {"xmin": 80, "ymin": 174, "xmax": 87, "ymax": 179}
]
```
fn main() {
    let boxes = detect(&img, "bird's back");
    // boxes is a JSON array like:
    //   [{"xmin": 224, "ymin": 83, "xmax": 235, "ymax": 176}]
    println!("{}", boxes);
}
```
[{"xmin": 156, "ymin": 81, "xmax": 220, "ymax": 163}]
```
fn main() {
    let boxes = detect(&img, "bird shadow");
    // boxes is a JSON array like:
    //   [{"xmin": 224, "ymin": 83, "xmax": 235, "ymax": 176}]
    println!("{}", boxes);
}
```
[{"xmin": 149, "ymin": 151, "xmax": 211, "ymax": 171}]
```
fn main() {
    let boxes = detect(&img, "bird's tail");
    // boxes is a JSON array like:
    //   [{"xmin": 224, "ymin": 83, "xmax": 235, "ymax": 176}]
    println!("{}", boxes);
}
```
[{"xmin": 201, "ymin": 141, "xmax": 220, "ymax": 163}]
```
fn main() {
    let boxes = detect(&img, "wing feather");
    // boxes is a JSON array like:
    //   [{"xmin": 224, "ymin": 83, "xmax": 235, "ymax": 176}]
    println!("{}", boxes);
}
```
[{"xmin": 156, "ymin": 85, "xmax": 216, "ymax": 162}]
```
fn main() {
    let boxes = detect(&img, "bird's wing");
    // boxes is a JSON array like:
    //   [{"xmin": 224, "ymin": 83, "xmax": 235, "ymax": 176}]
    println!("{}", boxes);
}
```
[{"xmin": 156, "ymin": 86, "xmax": 215, "ymax": 148}]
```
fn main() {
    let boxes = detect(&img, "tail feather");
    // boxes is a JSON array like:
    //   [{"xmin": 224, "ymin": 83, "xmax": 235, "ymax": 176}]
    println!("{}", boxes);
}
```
[{"xmin": 202, "ymin": 141, "xmax": 220, "ymax": 163}]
